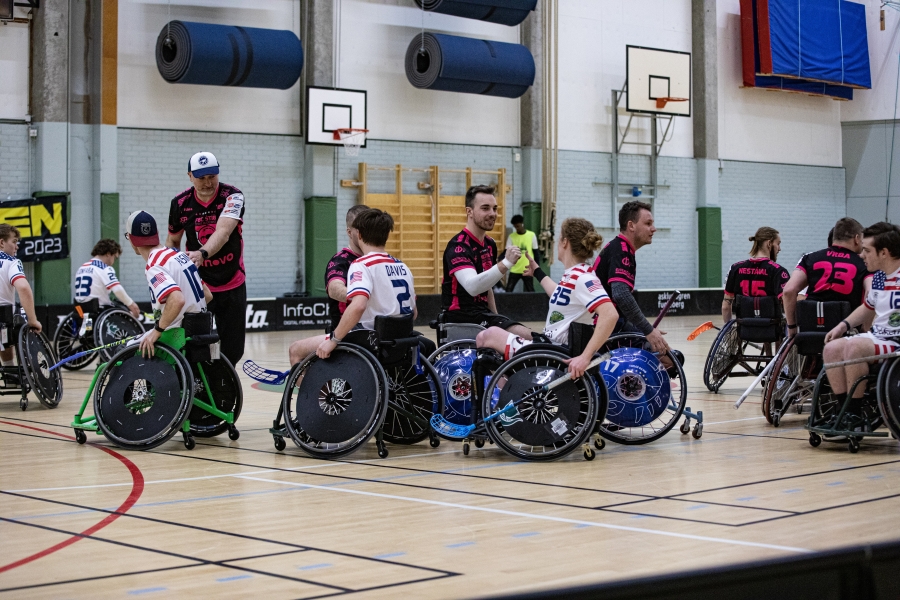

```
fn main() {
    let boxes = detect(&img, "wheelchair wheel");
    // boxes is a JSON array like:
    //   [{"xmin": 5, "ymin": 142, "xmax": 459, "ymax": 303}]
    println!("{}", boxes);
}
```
[
  {"xmin": 431, "ymin": 341, "xmax": 477, "ymax": 427},
  {"xmin": 428, "ymin": 340, "xmax": 477, "ymax": 363},
  {"xmin": 18, "ymin": 327, "xmax": 63, "ymax": 408},
  {"xmin": 382, "ymin": 359, "xmax": 444, "ymax": 445},
  {"xmin": 282, "ymin": 345, "xmax": 389, "ymax": 458},
  {"xmin": 52, "ymin": 312, "xmax": 96, "ymax": 371},
  {"xmin": 703, "ymin": 320, "xmax": 739, "ymax": 392},
  {"xmin": 187, "ymin": 356, "xmax": 243, "ymax": 438},
  {"xmin": 94, "ymin": 309, "xmax": 145, "ymax": 363},
  {"xmin": 762, "ymin": 337, "xmax": 811, "ymax": 425},
  {"xmin": 93, "ymin": 343, "xmax": 194, "ymax": 449},
  {"xmin": 482, "ymin": 350, "xmax": 599, "ymax": 461},
  {"xmin": 877, "ymin": 357, "xmax": 900, "ymax": 440},
  {"xmin": 597, "ymin": 341, "xmax": 687, "ymax": 445}
]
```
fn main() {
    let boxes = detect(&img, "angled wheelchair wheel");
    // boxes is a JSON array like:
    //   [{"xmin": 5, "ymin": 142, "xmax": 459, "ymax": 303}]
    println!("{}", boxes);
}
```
[
  {"xmin": 431, "ymin": 341, "xmax": 477, "ymax": 427},
  {"xmin": 482, "ymin": 350, "xmax": 599, "ymax": 461},
  {"xmin": 94, "ymin": 309, "xmax": 145, "ymax": 362},
  {"xmin": 282, "ymin": 345, "xmax": 389, "ymax": 458},
  {"xmin": 703, "ymin": 320, "xmax": 739, "ymax": 392},
  {"xmin": 382, "ymin": 359, "xmax": 444, "ymax": 445},
  {"xmin": 188, "ymin": 356, "xmax": 243, "ymax": 438},
  {"xmin": 93, "ymin": 343, "xmax": 194, "ymax": 449},
  {"xmin": 762, "ymin": 337, "xmax": 812, "ymax": 425},
  {"xmin": 19, "ymin": 327, "xmax": 63, "ymax": 408},
  {"xmin": 52, "ymin": 312, "xmax": 96, "ymax": 371},
  {"xmin": 877, "ymin": 357, "xmax": 900, "ymax": 440},
  {"xmin": 429, "ymin": 340, "xmax": 477, "ymax": 363},
  {"xmin": 597, "ymin": 344, "xmax": 687, "ymax": 445}
]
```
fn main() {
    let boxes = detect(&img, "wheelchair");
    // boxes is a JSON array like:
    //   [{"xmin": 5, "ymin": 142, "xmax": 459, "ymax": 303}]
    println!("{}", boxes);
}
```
[
  {"xmin": 430, "ymin": 312, "xmax": 486, "ymax": 346},
  {"xmin": 71, "ymin": 312, "xmax": 242, "ymax": 450},
  {"xmin": 703, "ymin": 295, "xmax": 784, "ymax": 393},
  {"xmin": 53, "ymin": 298, "xmax": 145, "ymax": 370},
  {"xmin": 270, "ymin": 313, "xmax": 445, "ymax": 458},
  {"xmin": 0, "ymin": 305, "xmax": 63, "ymax": 411},
  {"xmin": 761, "ymin": 300, "xmax": 850, "ymax": 426}
]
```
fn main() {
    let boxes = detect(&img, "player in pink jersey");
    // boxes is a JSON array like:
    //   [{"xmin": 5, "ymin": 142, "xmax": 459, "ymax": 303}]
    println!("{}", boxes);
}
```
[
  {"xmin": 476, "ymin": 218, "xmax": 619, "ymax": 378},
  {"xmin": 289, "ymin": 209, "xmax": 419, "ymax": 364},
  {"xmin": 823, "ymin": 222, "xmax": 900, "ymax": 414},
  {"xmin": 722, "ymin": 226, "xmax": 789, "ymax": 323}
]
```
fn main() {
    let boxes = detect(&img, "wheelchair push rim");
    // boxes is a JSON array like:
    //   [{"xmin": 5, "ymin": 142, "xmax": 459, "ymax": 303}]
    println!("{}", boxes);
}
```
[
  {"xmin": 762, "ymin": 336, "xmax": 814, "ymax": 425},
  {"xmin": 382, "ymin": 358, "xmax": 444, "ymax": 445},
  {"xmin": 20, "ymin": 327, "xmax": 63, "ymax": 408},
  {"xmin": 428, "ymin": 339, "xmax": 477, "ymax": 363},
  {"xmin": 281, "ymin": 345, "xmax": 389, "ymax": 458},
  {"xmin": 187, "ymin": 356, "xmax": 243, "ymax": 438},
  {"xmin": 877, "ymin": 357, "xmax": 900, "ymax": 441},
  {"xmin": 94, "ymin": 309, "xmax": 145, "ymax": 363},
  {"xmin": 703, "ymin": 320, "xmax": 739, "ymax": 393},
  {"xmin": 52, "ymin": 312, "xmax": 97, "ymax": 371},
  {"xmin": 93, "ymin": 343, "xmax": 194, "ymax": 449},
  {"xmin": 482, "ymin": 350, "xmax": 599, "ymax": 461}
]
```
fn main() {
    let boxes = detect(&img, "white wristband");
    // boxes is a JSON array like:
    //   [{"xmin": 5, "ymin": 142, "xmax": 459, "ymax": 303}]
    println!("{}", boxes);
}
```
[{"xmin": 501, "ymin": 257, "xmax": 515, "ymax": 270}]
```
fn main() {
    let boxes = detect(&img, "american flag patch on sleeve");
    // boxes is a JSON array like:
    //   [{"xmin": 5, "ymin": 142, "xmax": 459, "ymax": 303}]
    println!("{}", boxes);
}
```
[
  {"xmin": 873, "ymin": 270, "xmax": 886, "ymax": 291},
  {"xmin": 150, "ymin": 273, "xmax": 167, "ymax": 288},
  {"xmin": 349, "ymin": 271, "xmax": 363, "ymax": 284},
  {"xmin": 584, "ymin": 279, "xmax": 603, "ymax": 293}
]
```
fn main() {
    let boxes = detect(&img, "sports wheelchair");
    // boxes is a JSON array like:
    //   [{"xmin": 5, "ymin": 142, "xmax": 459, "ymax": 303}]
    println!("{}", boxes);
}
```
[
  {"xmin": 761, "ymin": 300, "xmax": 850, "ymax": 426},
  {"xmin": 71, "ymin": 312, "xmax": 242, "ymax": 450},
  {"xmin": 270, "ymin": 313, "xmax": 445, "ymax": 458},
  {"xmin": 0, "ymin": 305, "xmax": 63, "ymax": 411},
  {"xmin": 53, "ymin": 298, "xmax": 145, "ymax": 370},
  {"xmin": 704, "ymin": 295, "xmax": 784, "ymax": 393},
  {"xmin": 431, "ymin": 323, "xmax": 605, "ymax": 461}
]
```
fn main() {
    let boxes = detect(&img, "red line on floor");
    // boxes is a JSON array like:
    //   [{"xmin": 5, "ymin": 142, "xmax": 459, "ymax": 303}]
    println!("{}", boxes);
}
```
[{"xmin": 0, "ymin": 420, "xmax": 145, "ymax": 573}]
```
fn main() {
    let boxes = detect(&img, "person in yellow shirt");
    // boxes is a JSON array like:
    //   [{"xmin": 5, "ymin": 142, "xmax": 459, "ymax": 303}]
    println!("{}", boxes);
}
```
[{"xmin": 506, "ymin": 215, "xmax": 540, "ymax": 292}]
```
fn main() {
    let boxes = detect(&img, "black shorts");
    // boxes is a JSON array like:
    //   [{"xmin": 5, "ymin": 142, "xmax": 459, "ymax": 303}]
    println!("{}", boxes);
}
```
[{"xmin": 443, "ymin": 310, "xmax": 522, "ymax": 331}]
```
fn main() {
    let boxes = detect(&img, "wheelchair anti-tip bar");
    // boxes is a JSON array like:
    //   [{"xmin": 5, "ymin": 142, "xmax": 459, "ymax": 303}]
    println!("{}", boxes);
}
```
[{"xmin": 823, "ymin": 351, "xmax": 900, "ymax": 370}]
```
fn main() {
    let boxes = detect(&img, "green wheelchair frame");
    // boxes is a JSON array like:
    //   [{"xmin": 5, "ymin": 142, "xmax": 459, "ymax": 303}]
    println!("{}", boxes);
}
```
[{"xmin": 71, "ymin": 328, "xmax": 240, "ymax": 450}]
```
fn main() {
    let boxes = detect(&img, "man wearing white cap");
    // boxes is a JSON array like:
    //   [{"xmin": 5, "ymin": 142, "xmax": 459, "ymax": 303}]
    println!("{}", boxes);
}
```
[{"xmin": 166, "ymin": 151, "xmax": 246, "ymax": 365}]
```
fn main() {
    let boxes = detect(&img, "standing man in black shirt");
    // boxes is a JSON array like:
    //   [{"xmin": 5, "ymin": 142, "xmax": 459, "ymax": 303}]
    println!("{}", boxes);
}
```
[
  {"xmin": 440, "ymin": 185, "xmax": 530, "ymax": 339},
  {"xmin": 592, "ymin": 200, "xmax": 668, "ymax": 355},
  {"xmin": 167, "ymin": 151, "xmax": 247, "ymax": 365}
]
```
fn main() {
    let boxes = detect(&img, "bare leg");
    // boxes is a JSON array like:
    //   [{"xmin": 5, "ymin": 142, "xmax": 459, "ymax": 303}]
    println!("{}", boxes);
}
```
[
  {"xmin": 823, "ymin": 338, "xmax": 849, "ymax": 394},
  {"xmin": 476, "ymin": 327, "xmax": 515, "ymax": 354},
  {"xmin": 0, "ymin": 347, "xmax": 15, "ymax": 365},
  {"xmin": 289, "ymin": 335, "xmax": 327, "ymax": 366},
  {"xmin": 840, "ymin": 337, "xmax": 876, "ymax": 399}
]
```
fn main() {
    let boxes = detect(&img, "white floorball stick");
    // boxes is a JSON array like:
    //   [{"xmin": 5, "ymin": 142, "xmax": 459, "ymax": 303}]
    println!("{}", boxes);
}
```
[{"xmin": 733, "ymin": 337, "xmax": 791, "ymax": 410}]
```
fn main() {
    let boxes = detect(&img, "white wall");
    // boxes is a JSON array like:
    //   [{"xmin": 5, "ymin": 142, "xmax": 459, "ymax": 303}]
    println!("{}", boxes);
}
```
[
  {"xmin": 557, "ymin": 0, "xmax": 694, "ymax": 157},
  {"xmin": 0, "ymin": 22, "xmax": 29, "ymax": 120},
  {"xmin": 840, "ymin": 2, "xmax": 900, "ymax": 123},
  {"xmin": 717, "ymin": 0, "xmax": 843, "ymax": 167},
  {"xmin": 337, "ymin": 0, "xmax": 521, "ymax": 146},
  {"xmin": 117, "ymin": 0, "xmax": 301, "ymax": 134}
]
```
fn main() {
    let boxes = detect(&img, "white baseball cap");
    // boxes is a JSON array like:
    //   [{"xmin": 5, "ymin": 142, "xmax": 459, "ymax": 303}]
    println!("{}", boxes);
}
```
[{"xmin": 188, "ymin": 151, "xmax": 219, "ymax": 177}]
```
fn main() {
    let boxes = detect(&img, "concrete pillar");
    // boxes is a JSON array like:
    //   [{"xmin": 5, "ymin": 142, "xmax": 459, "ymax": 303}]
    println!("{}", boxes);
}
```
[{"xmin": 518, "ymin": 5, "xmax": 542, "ymax": 217}]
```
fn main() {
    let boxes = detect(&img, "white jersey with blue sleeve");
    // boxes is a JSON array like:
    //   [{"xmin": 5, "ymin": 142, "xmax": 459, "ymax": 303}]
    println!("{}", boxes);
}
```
[
  {"xmin": 145, "ymin": 247, "xmax": 208, "ymax": 329},
  {"xmin": 345, "ymin": 252, "xmax": 415, "ymax": 330},
  {"xmin": 74, "ymin": 258, "xmax": 121, "ymax": 306},
  {"xmin": 543, "ymin": 263, "xmax": 612, "ymax": 345},
  {"xmin": 0, "ymin": 252, "xmax": 25, "ymax": 306}
]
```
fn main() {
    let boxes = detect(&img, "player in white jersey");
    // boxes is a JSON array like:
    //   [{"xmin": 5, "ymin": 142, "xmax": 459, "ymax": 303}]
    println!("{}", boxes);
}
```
[
  {"xmin": 476, "ymin": 218, "xmax": 619, "ymax": 378},
  {"xmin": 289, "ymin": 209, "xmax": 417, "ymax": 364},
  {"xmin": 125, "ymin": 211, "xmax": 211, "ymax": 358},
  {"xmin": 823, "ymin": 222, "xmax": 900, "ymax": 413},
  {"xmin": 73, "ymin": 239, "xmax": 140, "ymax": 317},
  {"xmin": 0, "ymin": 224, "xmax": 41, "ymax": 369}
]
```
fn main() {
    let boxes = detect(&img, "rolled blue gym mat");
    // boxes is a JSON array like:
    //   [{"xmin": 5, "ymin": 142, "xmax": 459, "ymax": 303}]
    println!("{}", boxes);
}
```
[
  {"xmin": 405, "ymin": 33, "xmax": 535, "ymax": 98},
  {"xmin": 155, "ymin": 21, "xmax": 303, "ymax": 90},
  {"xmin": 414, "ymin": 0, "xmax": 537, "ymax": 26}
]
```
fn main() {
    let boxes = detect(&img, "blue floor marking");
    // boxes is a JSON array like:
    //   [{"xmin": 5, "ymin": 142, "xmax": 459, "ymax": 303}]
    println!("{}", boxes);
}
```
[
  {"xmin": 127, "ymin": 587, "xmax": 168, "ymax": 595},
  {"xmin": 297, "ymin": 563, "xmax": 332, "ymax": 571},
  {"xmin": 573, "ymin": 523, "xmax": 591, "ymax": 528},
  {"xmin": 446, "ymin": 541, "xmax": 476, "ymax": 548},
  {"xmin": 373, "ymin": 552, "xmax": 407, "ymax": 559},
  {"xmin": 868, "ymin": 475, "xmax": 884, "ymax": 480},
  {"xmin": 826, "ymin": 481, "xmax": 845, "ymax": 487},
  {"xmin": 783, "ymin": 489, "xmax": 803, "ymax": 494},
  {"xmin": 512, "ymin": 532, "xmax": 540, "ymax": 538},
  {"xmin": 216, "ymin": 575, "xmax": 253, "ymax": 582},
  {"xmin": 686, "ymin": 504, "xmax": 708, "ymax": 511},
  {"xmin": 736, "ymin": 496, "xmax": 757, "ymax": 502}
]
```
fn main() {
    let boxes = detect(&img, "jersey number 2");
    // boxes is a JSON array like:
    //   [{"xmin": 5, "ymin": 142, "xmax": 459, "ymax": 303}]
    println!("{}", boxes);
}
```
[{"xmin": 391, "ymin": 279, "xmax": 412, "ymax": 314}]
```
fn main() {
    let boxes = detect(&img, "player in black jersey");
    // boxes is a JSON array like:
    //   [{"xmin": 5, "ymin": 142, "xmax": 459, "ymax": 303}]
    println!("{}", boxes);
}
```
[
  {"xmin": 324, "ymin": 205, "xmax": 368, "ymax": 332},
  {"xmin": 440, "ymin": 185, "xmax": 530, "ymax": 338},
  {"xmin": 782, "ymin": 217, "xmax": 871, "ymax": 335},
  {"xmin": 722, "ymin": 226, "xmax": 789, "ymax": 323},
  {"xmin": 592, "ymin": 201, "xmax": 669, "ymax": 354}
]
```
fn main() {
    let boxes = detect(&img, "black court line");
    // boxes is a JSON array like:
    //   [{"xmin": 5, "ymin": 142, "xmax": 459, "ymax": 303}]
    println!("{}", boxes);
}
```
[
  {"xmin": 593, "ymin": 496, "xmax": 800, "ymax": 515},
  {"xmin": 737, "ymin": 492, "xmax": 900, "ymax": 527}
]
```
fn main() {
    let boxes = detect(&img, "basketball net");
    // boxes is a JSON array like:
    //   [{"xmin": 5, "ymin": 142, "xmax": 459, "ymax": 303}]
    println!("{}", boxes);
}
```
[{"xmin": 334, "ymin": 128, "xmax": 368, "ymax": 157}]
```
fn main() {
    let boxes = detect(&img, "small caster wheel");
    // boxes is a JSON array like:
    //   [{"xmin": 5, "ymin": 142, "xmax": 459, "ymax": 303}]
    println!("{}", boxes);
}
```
[
  {"xmin": 772, "ymin": 414, "xmax": 780, "ymax": 428},
  {"xmin": 463, "ymin": 442, "xmax": 470, "ymax": 456},
  {"xmin": 809, "ymin": 433, "xmax": 822, "ymax": 447},
  {"xmin": 228, "ymin": 425, "xmax": 240, "ymax": 441},
  {"xmin": 692, "ymin": 423, "xmax": 703, "ymax": 439},
  {"xmin": 796, "ymin": 404, "xmax": 803, "ymax": 415},
  {"xmin": 429, "ymin": 432, "xmax": 440, "ymax": 448},
  {"xmin": 583, "ymin": 448, "xmax": 595, "ymax": 461},
  {"xmin": 377, "ymin": 442, "xmax": 389, "ymax": 459},
  {"xmin": 19, "ymin": 398, "xmax": 27, "ymax": 411},
  {"xmin": 273, "ymin": 436, "xmax": 286, "ymax": 451},
  {"xmin": 474, "ymin": 438, "xmax": 485, "ymax": 448},
  {"xmin": 183, "ymin": 433, "xmax": 196, "ymax": 450},
  {"xmin": 848, "ymin": 438, "xmax": 860, "ymax": 454},
  {"xmin": 75, "ymin": 429, "xmax": 87, "ymax": 444},
  {"xmin": 679, "ymin": 420, "xmax": 690, "ymax": 435},
  {"xmin": 594, "ymin": 436, "xmax": 605, "ymax": 450}
]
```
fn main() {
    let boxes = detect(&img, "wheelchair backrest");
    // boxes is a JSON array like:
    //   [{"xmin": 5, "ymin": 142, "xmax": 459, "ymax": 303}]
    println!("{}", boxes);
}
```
[
  {"xmin": 567, "ymin": 322, "xmax": 595, "ymax": 356},
  {"xmin": 441, "ymin": 323, "xmax": 485, "ymax": 344},
  {"xmin": 183, "ymin": 311, "xmax": 213, "ymax": 337},
  {"xmin": 374, "ymin": 314, "xmax": 414, "ymax": 341},
  {"xmin": 76, "ymin": 298, "xmax": 101, "ymax": 316},
  {"xmin": 794, "ymin": 300, "xmax": 851, "ymax": 356},
  {"xmin": 734, "ymin": 295, "xmax": 782, "ymax": 343}
]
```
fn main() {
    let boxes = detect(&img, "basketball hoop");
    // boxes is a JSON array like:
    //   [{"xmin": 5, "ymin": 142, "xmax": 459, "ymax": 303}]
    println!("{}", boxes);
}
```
[
  {"xmin": 333, "ymin": 128, "xmax": 368, "ymax": 157},
  {"xmin": 655, "ymin": 97, "xmax": 689, "ymax": 109}
]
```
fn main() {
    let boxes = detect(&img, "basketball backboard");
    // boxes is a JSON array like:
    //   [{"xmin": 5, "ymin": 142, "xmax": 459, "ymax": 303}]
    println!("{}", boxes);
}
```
[
  {"xmin": 625, "ymin": 46, "xmax": 691, "ymax": 117},
  {"xmin": 305, "ymin": 86, "xmax": 368, "ymax": 146}
]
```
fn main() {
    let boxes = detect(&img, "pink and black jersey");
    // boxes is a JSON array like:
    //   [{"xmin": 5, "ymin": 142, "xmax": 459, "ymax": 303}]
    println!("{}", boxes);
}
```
[
  {"xmin": 796, "ymin": 245, "xmax": 870, "ymax": 308},
  {"xmin": 441, "ymin": 229, "xmax": 498, "ymax": 313},
  {"xmin": 724, "ymin": 258, "xmax": 790, "ymax": 298},
  {"xmin": 168, "ymin": 183, "xmax": 245, "ymax": 293},
  {"xmin": 592, "ymin": 234, "xmax": 637, "ymax": 319},
  {"xmin": 324, "ymin": 247, "xmax": 361, "ymax": 330},
  {"xmin": 346, "ymin": 252, "xmax": 415, "ymax": 330}
]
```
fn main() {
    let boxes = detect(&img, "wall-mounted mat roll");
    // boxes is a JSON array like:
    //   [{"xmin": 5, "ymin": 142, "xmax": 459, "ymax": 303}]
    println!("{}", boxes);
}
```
[
  {"xmin": 156, "ymin": 21, "xmax": 303, "ymax": 90},
  {"xmin": 405, "ymin": 33, "xmax": 535, "ymax": 98},
  {"xmin": 414, "ymin": 0, "xmax": 537, "ymax": 27}
]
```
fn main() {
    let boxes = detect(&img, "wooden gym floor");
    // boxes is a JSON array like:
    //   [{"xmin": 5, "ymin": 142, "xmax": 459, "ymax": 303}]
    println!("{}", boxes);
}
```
[{"xmin": 2, "ymin": 315, "xmax": 899, "ymax": 598}]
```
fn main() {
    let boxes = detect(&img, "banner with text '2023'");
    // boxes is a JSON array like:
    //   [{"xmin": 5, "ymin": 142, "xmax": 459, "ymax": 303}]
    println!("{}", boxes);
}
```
[{"xmin": 0, "ymin": 196, "xmax": 69, "ymax": 261}]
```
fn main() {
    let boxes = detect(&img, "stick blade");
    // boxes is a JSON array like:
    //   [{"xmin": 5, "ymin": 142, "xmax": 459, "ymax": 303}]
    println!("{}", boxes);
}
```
[
  {"xmin": 687, "ymin": 321, "xmax": 715, "ymax": 341},
  {"xmin": 242, "ymin": 359, "xmax": 288, "ymax": 385},
  {"xmin": 429, "ymin": 414, "xmax": 474, "ymax": 440}
]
